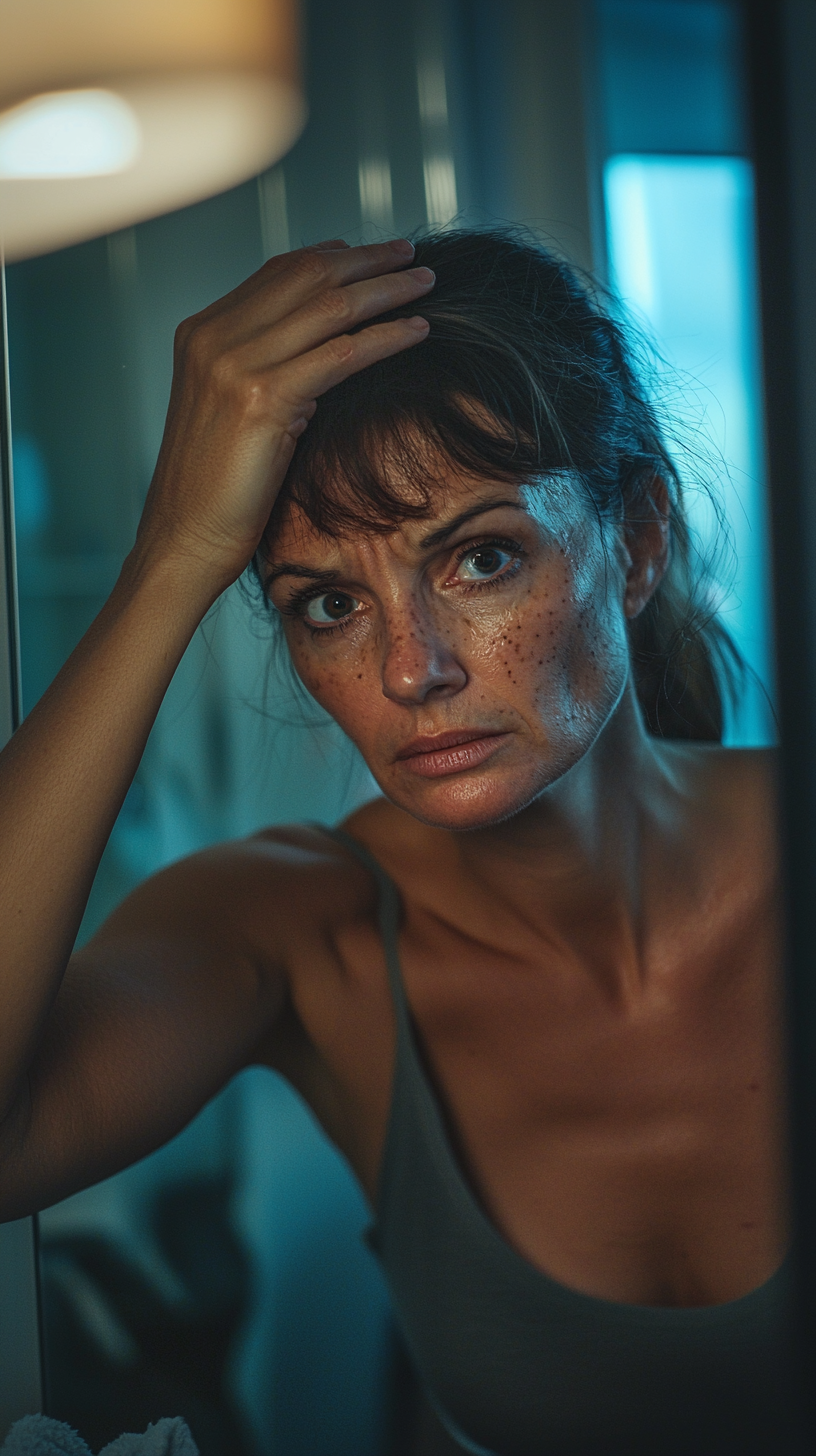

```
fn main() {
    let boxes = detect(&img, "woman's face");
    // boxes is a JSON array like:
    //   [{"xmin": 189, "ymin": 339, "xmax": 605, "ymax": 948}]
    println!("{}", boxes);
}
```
[{"xmin": 267, "ymin": 467, "xmax": 640, "ymax": 831}]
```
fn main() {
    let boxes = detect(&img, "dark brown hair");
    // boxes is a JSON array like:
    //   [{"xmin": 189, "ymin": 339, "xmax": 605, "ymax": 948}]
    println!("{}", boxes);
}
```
[{"xmin": 262, "ymin": 227, "xmax": 743, "ymax": 741}]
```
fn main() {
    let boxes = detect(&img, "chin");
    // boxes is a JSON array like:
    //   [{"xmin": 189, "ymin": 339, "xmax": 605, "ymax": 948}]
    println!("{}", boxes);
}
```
[{"xmin": 378, "ymin": 761, "xmax": 564, "ymax": 833}]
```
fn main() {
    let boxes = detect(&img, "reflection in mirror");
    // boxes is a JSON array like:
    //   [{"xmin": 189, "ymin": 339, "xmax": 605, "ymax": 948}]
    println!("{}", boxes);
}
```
[{"xmin": 0, "ymin": 0, "xmax": 796, "ymax": 1453}]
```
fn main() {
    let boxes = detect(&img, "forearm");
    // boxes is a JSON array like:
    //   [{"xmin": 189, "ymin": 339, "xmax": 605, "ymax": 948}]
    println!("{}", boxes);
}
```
[
  {"xmin": 0, "ymin": 546, "xmax": 216, "ymax": 1120},
  {"xmin": 0, "ymin": 236, "xmax": 431, "ymax": 1160}
]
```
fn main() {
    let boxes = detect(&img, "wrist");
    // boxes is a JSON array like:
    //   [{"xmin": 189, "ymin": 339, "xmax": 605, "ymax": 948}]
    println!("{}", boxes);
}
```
[
  {"xmin": 118, "ymin": 536, "xmax": 234, "ymax": 619},
  {"xmin": 109, "ymin": 544, "xmax": 228, "ymax": 658}
]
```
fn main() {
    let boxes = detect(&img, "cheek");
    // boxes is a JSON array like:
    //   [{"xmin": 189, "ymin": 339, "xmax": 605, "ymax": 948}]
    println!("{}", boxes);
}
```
[
  {"xmin": 284, "ymin": 630, "xmax": 383, "ymax": 744},
  {"xmin": 536, "ymin": 568, "xmax": 629, "ymax": 743},
  {"xmin": 476, "ymin": 557, "xmax": 628, "ymax": 737},
  {"xmin": 550, "ymin": 595, "xmax": 629, "ymax": 730}
]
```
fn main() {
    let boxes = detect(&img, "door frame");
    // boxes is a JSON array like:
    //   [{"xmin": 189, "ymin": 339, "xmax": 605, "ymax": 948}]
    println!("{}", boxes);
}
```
[{"xmin": 0, "ymin": 261, "xmax": 44, "ymax": 1435}]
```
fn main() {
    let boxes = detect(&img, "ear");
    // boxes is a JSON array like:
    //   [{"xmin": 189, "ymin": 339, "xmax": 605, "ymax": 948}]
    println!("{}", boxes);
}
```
[{"xmin": 621, "ymin": 475, "xmax": 671, "ymax": 620}]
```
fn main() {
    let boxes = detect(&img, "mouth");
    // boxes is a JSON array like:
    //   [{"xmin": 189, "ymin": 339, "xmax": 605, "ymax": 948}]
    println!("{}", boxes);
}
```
[{"xmin": 395, "ymin": 728, "xmax": 510, "ymax": 778}]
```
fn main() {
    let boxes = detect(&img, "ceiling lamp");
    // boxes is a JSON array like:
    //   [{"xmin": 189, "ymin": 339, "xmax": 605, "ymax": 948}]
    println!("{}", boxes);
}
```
[{"xmin": 0, "ymin": 0, "xmax": 305, "ymax": 261}]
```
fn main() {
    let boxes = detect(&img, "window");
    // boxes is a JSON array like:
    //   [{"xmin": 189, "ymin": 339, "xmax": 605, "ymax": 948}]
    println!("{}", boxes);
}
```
[{"xmin": 604, "ymin": 152, "xmax": 773, "ymax": 744}]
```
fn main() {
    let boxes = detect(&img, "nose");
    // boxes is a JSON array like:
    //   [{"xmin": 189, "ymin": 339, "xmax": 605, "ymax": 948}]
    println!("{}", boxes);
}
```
[{"xmin": 380, "ymin": 606, "xmax": 467, "ymax": 705}]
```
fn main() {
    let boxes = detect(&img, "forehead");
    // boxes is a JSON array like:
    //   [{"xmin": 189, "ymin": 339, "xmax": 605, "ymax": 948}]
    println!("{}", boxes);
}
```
[{"xmin": 265, "ymin": 468, "xmax": 587, "ymax": 568}]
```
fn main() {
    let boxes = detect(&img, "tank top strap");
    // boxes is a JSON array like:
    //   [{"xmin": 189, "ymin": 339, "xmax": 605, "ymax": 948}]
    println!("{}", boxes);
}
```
[{"xmin": 323, "ymin": 826, "xmax": 411, "ymax": 1032}]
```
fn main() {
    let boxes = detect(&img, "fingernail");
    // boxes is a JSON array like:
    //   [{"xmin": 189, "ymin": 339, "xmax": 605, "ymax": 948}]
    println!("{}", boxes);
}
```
[
  {"xmin": 408, "ymin": 267, "xmax": 435, "ymax": 284},
  {"xmin": 391, "ymin": 239, "xmax": 415, "ymax": 258},
  {"xmin": 407, "ymin": 316, "xmax": 430, "ymax": 331}
]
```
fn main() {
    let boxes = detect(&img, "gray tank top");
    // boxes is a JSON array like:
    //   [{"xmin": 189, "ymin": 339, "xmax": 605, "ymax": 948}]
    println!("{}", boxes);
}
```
[{"xmin": 329, "ymin": 829, "xmax": 804, "ymax": 1455}]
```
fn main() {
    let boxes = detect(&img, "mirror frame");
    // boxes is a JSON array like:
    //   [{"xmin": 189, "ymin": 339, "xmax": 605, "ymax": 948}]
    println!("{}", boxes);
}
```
[
  {"xmin": 2, "ymin": 0, "xmax": 816, "ymax": 1439},
  {"xmin": 745, "ymin": 0, "xmax": 816, "ymax": 1426},
  {"xmin": 0, "ymin": 263, "xmax": 43, "ymax": 1432}
]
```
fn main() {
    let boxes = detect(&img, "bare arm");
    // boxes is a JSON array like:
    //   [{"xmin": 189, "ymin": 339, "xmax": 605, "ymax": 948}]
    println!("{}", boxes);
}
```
[
  {"xmin": 0, "ymin": 239, "xmax": 433, "ymax": 1215},
  {"xmin": 0, "ymin": 840, "xmax": 292, "ymax": 1219}
]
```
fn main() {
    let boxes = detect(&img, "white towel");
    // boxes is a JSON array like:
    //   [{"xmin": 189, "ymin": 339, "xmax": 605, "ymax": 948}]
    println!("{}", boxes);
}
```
[{"xmin": 0, "ymin": 1416, "xmax": 199, "ymax": 1456}]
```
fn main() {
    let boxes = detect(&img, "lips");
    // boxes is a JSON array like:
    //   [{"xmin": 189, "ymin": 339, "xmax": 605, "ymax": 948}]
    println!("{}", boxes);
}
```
[{"xmin": 395, "ymin": 728, "xmax": 509, "ymax": 778}]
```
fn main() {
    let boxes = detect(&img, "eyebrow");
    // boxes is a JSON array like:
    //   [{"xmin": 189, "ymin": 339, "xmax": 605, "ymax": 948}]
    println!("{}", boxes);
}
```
[
  {"xmin": 266, "ymin": 498, "xmax": 525, "ymax": 590},
  {"xmin": 264, "ymin": 564, "xmax": 340, "ymax": 591},
  {"xmin": 419, "ymin": 498, "xmax": 525, "ymax": 549}
]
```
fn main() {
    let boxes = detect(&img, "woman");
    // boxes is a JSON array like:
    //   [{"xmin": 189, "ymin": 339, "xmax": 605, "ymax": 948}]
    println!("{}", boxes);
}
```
[{"xmin": 0, "ymin": 229, "xmax": 799, "ymax": 1454}]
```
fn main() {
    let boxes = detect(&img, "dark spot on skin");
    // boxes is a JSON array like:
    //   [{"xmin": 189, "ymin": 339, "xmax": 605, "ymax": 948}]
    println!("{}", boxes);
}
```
[
  {"xmin": 748, "ymin": 1082, "xmax": 760, "ymax": 1092},
  {"xmin": 740, "ymin": 1221, "xmax": 757, "ymax": 1230}
]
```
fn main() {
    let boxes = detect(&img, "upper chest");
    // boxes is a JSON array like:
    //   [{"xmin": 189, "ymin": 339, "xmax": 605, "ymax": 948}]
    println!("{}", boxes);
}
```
[
  {"xmin": 391, "ymin": 878, "xmax": 781, "ymax": 1143},
  {"xmin": 286, "ymin": 844, "xmax": 787, "ymax": 1306}
]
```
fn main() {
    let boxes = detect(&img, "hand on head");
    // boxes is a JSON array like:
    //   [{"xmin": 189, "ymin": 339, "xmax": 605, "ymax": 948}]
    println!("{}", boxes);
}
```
[{"xmin": 134, "ymin": 239, "xmax": 434, "ymax": 599}]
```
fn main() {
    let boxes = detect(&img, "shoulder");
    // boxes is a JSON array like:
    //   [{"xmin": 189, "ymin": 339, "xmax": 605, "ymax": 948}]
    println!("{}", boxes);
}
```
[
  {"xmin": 244, "ymin": 819, "xmax": 384, "ymax": 933},
  {"xmin": 94, "ymin": 817, "xmax": 388, "ymax": 966}
]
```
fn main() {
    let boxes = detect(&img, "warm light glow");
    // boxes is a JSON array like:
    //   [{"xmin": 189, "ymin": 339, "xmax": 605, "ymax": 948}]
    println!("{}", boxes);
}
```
[
  {"xmin": 0, "ymin": 0, "xmax": 304, "ymax": 260},
  {"xmin": 0, "ymin": 89, "xmax": 141, "ymax": 179}
]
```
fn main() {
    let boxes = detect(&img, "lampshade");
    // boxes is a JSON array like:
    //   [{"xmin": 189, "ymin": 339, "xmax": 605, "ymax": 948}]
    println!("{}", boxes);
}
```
[{"xmin": 0, "ymin": 0, "xmax": 305, "ymax": 261}]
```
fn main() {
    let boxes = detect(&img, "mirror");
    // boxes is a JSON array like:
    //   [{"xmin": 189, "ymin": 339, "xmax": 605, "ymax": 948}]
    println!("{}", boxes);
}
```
[{"xmin": 2, "ymin": 1, "xmax": 788, "ymax": 1452}]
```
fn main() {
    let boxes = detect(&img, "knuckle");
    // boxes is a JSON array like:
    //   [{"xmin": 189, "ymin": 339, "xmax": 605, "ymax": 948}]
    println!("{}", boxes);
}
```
[
  {"xmin": 178, "ymin": 318, "xmax": 213, "ymax": 369},
  {"xmin": 324, "ymin": 334, "xmax": 354, "ymax": 366},
  {"xmin": 212, "ymin": 349, "xmax": 255, "ymax": 400},
  {"xmin": 260, "ymin": 252, "xmax": 285, "ymax": 273},
  {"xmin": 239, "ymin": 377, "xmax": 269, "ymax": 418},
  {"xmin": 291, "ymin": 249, "xmax": 331, "ymax": 288},
  {"xmin": 202, "ymin": 347, "xmax": 258, "ymax": 412},
  {"xmin": 222, "ymin": 368, "xmax": 272, "ymax": 424},
  {"xmin": 315, "ymin": 286, "xmax": 352, "ymax": 325},
  {"xmin": 174, "ymin": 315, "xmax": 198, "ymax": 356},
  {"xmin": 208, "ymin": 348, "xmax": 238, "ymax": 386}
]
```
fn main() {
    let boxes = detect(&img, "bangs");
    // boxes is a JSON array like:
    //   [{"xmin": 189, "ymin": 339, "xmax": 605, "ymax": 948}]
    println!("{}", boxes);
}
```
[
  {"xmin": 264, "ymin": 227, "xmax": 614, "ymax": 543},
  {"xmin": 269, "ymin": 388, "xmax": 551, "ymax": 542}
]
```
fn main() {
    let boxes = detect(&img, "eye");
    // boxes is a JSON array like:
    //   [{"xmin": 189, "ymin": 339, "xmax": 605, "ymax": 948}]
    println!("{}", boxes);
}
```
[
  {"xmin": 457, "ymin": 544, "xmax": 515, "ymax": 581},
  {"xmin": 304, "ymin": 590, "xmax": 359, "ymax": 626}
]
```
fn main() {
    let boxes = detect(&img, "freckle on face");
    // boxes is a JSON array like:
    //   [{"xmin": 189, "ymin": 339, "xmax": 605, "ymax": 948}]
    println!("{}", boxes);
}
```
[{"xmin": 270, "ymin": 481, "xmax": 629, "ymax": 831}]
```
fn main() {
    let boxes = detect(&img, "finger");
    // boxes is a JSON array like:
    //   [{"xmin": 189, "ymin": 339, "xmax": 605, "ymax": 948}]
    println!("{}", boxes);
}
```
[
  {"xmin": 239, "ymin": 266, "xmax": 435, "ymax": 370},
  {"xmin": 177, "ymin": 240, "xmax": 417, "ymax": 363},
  {"xmin": 292, "ymin": 237, "xmax": 415, "ymax": 289},
  {"xmin": 179, "ymin": 241, "xmax": 356, "ymax": 336},
  {"xmin": 273, "ymin": 316, "xmax": 430, "ymax": 413},
  {"xmin": 242, "ymin": 238, "xmax": 417, "ymax": 329}
]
